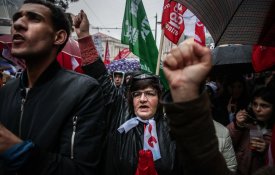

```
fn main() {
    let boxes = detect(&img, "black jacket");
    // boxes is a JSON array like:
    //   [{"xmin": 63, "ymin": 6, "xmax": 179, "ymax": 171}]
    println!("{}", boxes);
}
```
[
  {"xmin": 83, "ymin": 59, "xmax": 183, "ymax": 175},
  {"xmin": 0, "ymin": 61, "xmax": 106, "ymax": 175}
]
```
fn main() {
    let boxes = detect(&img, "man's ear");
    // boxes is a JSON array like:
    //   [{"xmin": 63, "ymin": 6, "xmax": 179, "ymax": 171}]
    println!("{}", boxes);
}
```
[{"xmin": 54, "ymin": 30, "xmax": 68, "ymax": 46}]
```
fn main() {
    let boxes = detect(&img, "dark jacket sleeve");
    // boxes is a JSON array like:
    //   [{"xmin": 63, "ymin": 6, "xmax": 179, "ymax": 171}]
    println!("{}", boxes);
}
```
[
  {"xmin": 162, "ymin": 92, "xmax": 234, "ymax": 175},
  {"xmin": 20, "ymin": 80, "xmax": 106, "ymax": 175}
]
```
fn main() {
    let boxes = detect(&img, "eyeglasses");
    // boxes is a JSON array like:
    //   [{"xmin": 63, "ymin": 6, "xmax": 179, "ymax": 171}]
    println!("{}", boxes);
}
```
[{"xmin": 131, "ymin": 90, "xmax": 157, "ymax": 99}]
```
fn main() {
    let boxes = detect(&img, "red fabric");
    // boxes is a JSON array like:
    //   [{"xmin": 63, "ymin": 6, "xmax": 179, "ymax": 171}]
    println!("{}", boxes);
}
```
[
  {"xmin": 78, "ymin": 36, "xmax": 99, "ymax": 66},
  {"xmin": 194, "ymin": 20, "xmax": 205, "ymax": 46},
  {"xmin": 114, "ymin": 49, "xmax": 122, "ymax": 61},
  {"xmin": 252, "ymin": 45, "xmax": 275, "ymax": 72},
  {"xmin": 62, "ymin": 38, "xmax": 81, "ymax": 58},
  {"xmin": 161, "ymin": 0, "xmax": 187, "ymax": 44},
  {"xmin": 104, "ymin": 41, "xmax": 111, "ymax": 65},
  {"xmin": 135, "ymin": 150, "xmax": 158, "ymax": 175},
  {"xmin": 114, "ymin": 48, "xmax": 131, "ymax": 60},
  {"xmin": 57, "ymin": 52, "xmax": 83, "ymax": 73}
]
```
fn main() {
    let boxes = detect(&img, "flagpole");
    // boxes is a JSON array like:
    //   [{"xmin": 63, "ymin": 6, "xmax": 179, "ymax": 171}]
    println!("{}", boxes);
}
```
[{"xmin": 156, "ymin": 30, "xmax": 164, "ymax": 75}]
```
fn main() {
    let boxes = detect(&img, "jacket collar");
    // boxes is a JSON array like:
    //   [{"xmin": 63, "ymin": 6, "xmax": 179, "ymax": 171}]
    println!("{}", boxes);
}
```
[{"xmin": 20, "ymin": 60, "xmax": 61, "ymax": 88}]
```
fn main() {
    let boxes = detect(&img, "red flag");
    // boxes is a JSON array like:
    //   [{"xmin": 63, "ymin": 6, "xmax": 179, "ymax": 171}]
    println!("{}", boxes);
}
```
[
  {"xmin": 161, "ymin": 0, "xmax": 187, "ymax": 44},
  {"xmin": 252, "ymin": 45, "xmax": 275, "ymax": 72},
  {"xmin": 114, "ymin": 48, "xmax": 131, "ymax": 60},
  {"xmin": 57, "ymin": 52, "xmax": 83, "ymax": 73},
  {"xmin": 115, "ymin": 49, "xmax": 122, "ymax": 60},
  {"xmin": 104, "ymin": 40, "xmax": 111, "ymax": 65},
  {"xmin": 194, "ymin": 19, "xmax": 206, "ymax": 46}
]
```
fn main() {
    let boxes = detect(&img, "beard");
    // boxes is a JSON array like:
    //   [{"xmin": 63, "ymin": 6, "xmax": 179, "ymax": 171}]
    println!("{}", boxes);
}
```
[{"xmin": 11, "ymin": 44, "xmax": 53, "ymax": 61}]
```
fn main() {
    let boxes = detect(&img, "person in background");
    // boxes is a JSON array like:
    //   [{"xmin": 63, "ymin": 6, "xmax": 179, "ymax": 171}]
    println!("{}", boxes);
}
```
[
  {"xmin": 74, "ymin": 10, "xmax": 184, "ymax": 175},
  {"xmin": 0, "ymin": 1, "xmax": 106, "ymax": 174},
  {"xmin": 227, "ymin": 86, "xmax": 275, "ymax": 175},
  {"xmin": 161, "ymin": 38, "xmax": 234, "ymax": 175},
  {"xmin": 113, "ymin": 70, "xmax": 125, "ymax": 88}
]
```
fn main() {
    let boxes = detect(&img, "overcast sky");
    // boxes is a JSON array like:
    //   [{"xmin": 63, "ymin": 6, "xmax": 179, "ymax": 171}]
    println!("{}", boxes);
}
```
[{"xmin": 67, "ymin": 0, "xmax": 163, "ymax": 43}]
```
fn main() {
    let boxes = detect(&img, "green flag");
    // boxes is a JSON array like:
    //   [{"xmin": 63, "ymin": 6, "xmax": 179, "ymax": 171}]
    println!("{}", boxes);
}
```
[{"xmin": 121, "ymin": 0, "xmax": 168, "ymax": 90}]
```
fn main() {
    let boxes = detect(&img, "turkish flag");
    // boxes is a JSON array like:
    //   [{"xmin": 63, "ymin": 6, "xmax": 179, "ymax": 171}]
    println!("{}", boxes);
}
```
[
  {"xmin": 57, "ymin": 52, "xmax": 83, "ymax": 73},
  {"xmin": 161, "ymin": 0, "xmax": 187, "ymax": 44}
]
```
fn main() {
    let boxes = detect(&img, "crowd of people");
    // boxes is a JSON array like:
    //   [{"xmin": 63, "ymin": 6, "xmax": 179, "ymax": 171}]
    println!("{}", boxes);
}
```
[{"xmin": 0, "ymin": 0, "xmax": 275, "ymax": 175}]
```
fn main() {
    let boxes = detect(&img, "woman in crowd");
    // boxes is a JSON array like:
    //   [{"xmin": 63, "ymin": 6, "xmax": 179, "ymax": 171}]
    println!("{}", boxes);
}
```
[
  {"xmin": 227, "ymin": 86, "xmax": 275, "ymax": 175},
  {"xmin": 74, "ymin": 10, "xmax": 183, "ymax": 175}
]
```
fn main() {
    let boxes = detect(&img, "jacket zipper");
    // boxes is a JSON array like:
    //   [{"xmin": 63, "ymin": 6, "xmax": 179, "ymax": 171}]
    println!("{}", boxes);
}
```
[
  {"xmin": 71, "ymin": 116, "xmax": 78, "ymax": 159},
  {"xmin": 19, "ymin": 88, "xmax": 29, "ymax": 138}
]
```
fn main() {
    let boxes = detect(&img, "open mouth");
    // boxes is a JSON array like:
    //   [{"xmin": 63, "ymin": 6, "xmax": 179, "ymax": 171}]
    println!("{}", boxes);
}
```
[
  {"xmin": 139, "ymin": 105, "xmax": 149, "ymax": 110},
  {"xmin": 12, "ymin": 34, "xmax": 25, "ymax": 43}
]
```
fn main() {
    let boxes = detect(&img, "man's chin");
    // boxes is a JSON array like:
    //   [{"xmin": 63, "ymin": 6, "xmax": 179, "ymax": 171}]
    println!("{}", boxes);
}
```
[{"xmin": 11, "ymin": 51, "xmax": 28, "ymax": 60}]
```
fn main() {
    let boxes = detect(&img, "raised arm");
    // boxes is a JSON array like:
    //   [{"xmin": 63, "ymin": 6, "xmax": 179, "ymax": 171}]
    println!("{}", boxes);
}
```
[
  {"xmin": 163, "ymin": 38, "xmax": 212, "ymax": 102},
  {"xmin": 74, "ymin": 10, "xmax": 126, "ymax": 133},
  {"xmin": 74, "ymin": 10, "xmax": 117, "ymax": 100},
  {"xmin": 162, "ymin": 39, "xmax": 234, "ymax": 175}
]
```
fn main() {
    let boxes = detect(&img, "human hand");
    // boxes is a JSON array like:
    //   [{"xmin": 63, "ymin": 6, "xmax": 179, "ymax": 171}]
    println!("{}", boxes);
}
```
[
  {"xmin": 235, "ymin": 109, "xmax": 248, "ymax": 126},
  {"xmin": 250, "ymin": 137, "xmax": 266, "ymax": 152},
  {"xmin": 163, "ymin": 38, "xmax": 212, "ymax": 102},
  {"xmin": 73, "ymin": 10, "xmax": 90, "ymax": 39},
  {"xmin": 0, "ymin": 123, "xmax": 22, "ymax": 153}
]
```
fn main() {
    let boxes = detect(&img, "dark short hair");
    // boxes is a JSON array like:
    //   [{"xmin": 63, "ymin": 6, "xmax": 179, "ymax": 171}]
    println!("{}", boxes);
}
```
[
  {"xmin": 23, "ymin": 0, "xmax": 71, "ymax": 53},
  {"xmin": 252, "ymin": 86, "xmax": 275, "ymax": 107},
  {"xmin": 113, "ymin": 71, "xmax": 124, "ymax": 77},
  {"xmin": 252, "ymin": 86, "xmax": 275, "ymax": 128}
]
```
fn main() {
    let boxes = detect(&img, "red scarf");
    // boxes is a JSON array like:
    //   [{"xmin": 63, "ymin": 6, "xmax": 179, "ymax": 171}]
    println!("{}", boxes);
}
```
[{"xmin": 135, "ymin": 150, "xmax": 158, "ymax": 175}]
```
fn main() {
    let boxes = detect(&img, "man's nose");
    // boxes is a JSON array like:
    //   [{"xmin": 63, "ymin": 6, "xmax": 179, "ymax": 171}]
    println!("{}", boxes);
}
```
[{"xmin": 12, "ymin": 17, "xmax": 27, "ymax": 32}]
